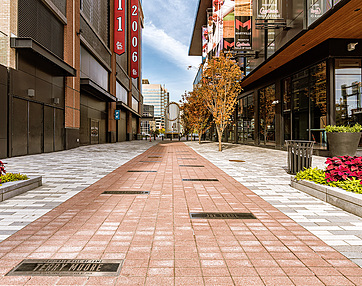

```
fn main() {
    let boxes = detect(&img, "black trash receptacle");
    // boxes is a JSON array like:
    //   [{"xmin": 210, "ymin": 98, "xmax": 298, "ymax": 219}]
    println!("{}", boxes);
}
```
[{"xmin": 285, "ymin": 140, "xmax": 314, "ymax": 175}]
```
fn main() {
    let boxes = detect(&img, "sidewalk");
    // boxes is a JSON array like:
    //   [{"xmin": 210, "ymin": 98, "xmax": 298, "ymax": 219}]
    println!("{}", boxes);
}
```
[
  {"xmin": 0, "ymin": 141, "xmax": 158, "ymax": 242},
  {"xmin": 0, "ymin": 141, "xmax": 361, "ymax": 285},
  {"xmin": 186, "ymin": 142, "xmax": 362, "ymax": 268}
]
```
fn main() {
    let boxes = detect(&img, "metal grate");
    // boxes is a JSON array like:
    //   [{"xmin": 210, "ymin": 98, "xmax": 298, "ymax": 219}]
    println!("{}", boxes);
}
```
[
  {"xmin": 178, "ymin": 158, "xmax": 196, "ymax": 160},
  {"xmin": 182, "ymin": 179, "xmax": 218, "ymax": 181},
  {"xmin": 179, "ymin": 165, "xmax": 204, "ymax": 167},
  {"xmin": 127, "ymin": 171, "xmax": 157, "ymax": 173},
  {"xmin": 102, "ymin": 191, "xmax": 150, "ymax": 195},
  {"xmin": 18, "ymin": 0, "xmax": 64, "ymax": 58},
  {"xmin": 190, "ymin": 212, "xmax": 257, "ymax": 219},
  {"xmin": 148, "ymin": 156, "xmax": 162, "ymax": 158},
  {"xmin": 6, "ymin": 259, "xmax": 123, "ymax": 277},
  {"xmin": 229, "ymin": 160, "xmax": 245, "ymax": 162}
]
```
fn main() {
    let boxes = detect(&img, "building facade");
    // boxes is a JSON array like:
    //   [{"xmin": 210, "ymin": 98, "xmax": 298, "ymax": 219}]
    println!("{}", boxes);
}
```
[
  {"xmin": 140, "ymin": 104, "xmax": 155, "ymax": 135},
  {"xmin": 142, "ymin": 79, "xmax": 169, "ymax": 130},
  {"xmin": 189, "ymin": 0, "xmax": 362, "ymax": 154},
  {"xmin": 0, "ymin": 0, "xmax": 143, "ymax": 159}
]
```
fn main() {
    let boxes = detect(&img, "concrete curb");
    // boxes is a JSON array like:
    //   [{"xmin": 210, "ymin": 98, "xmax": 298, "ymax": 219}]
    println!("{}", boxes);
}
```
[
  {"xmin": 291, "ymin": 178, "xmax": 362, "ymax": 218},
  {"xmin": 0, "ymin": 176, "xmax": 42, "ymax": 202}
]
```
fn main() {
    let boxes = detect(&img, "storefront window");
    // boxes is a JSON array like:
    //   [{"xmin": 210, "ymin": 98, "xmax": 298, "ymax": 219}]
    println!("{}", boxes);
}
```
[
  {"xmin": 307, "ymin": 0, "xmax": 341, "ymax": 26},
  {"xmin": 237, "ymin": 94, "xmax": 254, "ymax": 143},
  {"xmin": 310, "ymin": 62, "xmax": 327, "ymax": 146},
  {"xmin": 335, "ymin": 59, "xmax": 362, "ymax": 126},
  {"xmin": 282, "ymin": 61, "xmax": 327, "ymax": 147},
  {"xmin": 259, "ymin": 84, "xmax": 276, "ymax": 145}
]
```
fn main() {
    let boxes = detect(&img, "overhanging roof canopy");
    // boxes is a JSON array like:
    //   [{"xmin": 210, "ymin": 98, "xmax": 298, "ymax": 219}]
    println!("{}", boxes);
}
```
[
  {"xmin": 241, "ymin": 0, "xmax": 362, "ymax": 87},
  {"xmin": 116, "ymin": 101, "xmax": 141, "ymax": 117},
  {"xmin": 10, "ymin": 38, "xmax": 76, "ymax": 77},
  {"xmin": 189, "ymin": 0, "xmax": 211, "ymax": 56},
  {"xmin": 80, "ymin": 78, "xmax": 116, "ymax": 102}
]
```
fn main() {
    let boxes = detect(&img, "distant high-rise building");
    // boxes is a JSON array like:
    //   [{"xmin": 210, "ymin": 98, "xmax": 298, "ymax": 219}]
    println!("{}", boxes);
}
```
[{"xmin": 142, "ymin": 80, "xmax": 169, "ymax": 129}]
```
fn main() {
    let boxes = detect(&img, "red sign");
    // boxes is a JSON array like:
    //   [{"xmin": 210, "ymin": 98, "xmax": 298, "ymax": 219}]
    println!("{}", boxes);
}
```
[
  {"xmin": 130, "ymin": 0, "xmax": 139, "ymax": 78},
  {"xmin": 114, "ymin": 0, "xmax": 125, "ymax": 55}
]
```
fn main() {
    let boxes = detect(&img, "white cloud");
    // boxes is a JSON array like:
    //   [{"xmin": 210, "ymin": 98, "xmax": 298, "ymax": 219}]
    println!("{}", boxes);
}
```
[{"xmin": 143, "ymin": 22, "xmax": 201, "ymax": 70}]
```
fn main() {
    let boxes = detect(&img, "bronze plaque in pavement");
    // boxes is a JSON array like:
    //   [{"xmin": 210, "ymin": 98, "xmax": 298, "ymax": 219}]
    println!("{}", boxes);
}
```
[
  {"xmin": 102, "ymin": 191, "xmax": 150, "ymax": 195},
  {"xmin": 6, "ymin": 259, "xmax": 123, "ymax": 277},
  {"xmin": 140, "ymin": 161, "xmax": 161, "ymax": 162},
  {"xmin": 148, "ymin": 156, "xmax": 162, "ymax": 158},
  {"xmin": 190, "ymin": 212, "xmax": 257, "ymax": 219},
  {"xmin": 127, "ymin": 170, "xmax": 157, "ymax": 172},
  {"xmin": 182, "ymin": 179, "xmax": 218, "ymax": 181},
  {"xmin": 179, "ymin": 165, "xmax": 204, "ymax": 167},
  {"xmin": 229, "ymin": 159, "xmax": 245, "ymax": 162}
]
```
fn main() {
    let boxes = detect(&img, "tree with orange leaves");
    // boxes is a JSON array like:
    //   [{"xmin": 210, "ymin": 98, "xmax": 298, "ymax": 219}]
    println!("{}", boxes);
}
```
[{"xmin": 200, "ymin": 53, "xmax": 242, "ymax": 151}]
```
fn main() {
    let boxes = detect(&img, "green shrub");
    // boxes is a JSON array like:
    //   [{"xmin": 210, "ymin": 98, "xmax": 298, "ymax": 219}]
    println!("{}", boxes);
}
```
[
  {"xmin": 0, "ymin": 173, "xmax": 28, "ymax": 184},
  {"xmin": 295, "ymin": 167, "xmax": 362, "ymax": 194},
  {"xmin": 325, "ymin": 123, "xmax": 362, "ymax": 133}
]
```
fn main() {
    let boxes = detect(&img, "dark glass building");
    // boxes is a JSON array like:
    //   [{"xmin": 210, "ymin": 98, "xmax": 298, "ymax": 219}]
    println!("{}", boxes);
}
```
[{"xmin": 189, "ymin": 0, "xmax": 362, "ymax": 155}]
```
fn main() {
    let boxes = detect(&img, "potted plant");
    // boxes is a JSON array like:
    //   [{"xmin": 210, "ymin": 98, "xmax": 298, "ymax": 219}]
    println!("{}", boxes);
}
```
[{"xmin": 326, "ymin": 123, "xmax": 362, "ymax": 157}]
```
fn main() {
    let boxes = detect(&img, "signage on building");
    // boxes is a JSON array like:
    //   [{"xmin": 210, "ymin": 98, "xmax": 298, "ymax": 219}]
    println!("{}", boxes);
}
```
[
  {"xmin": 257, "ymin": 0, "xmax": 281, "ymax": 19},
  {"xmin": 235, "ymin": 0, "xmax": 252, "ymax": 50},
  {"xmin": 223, "ymin": 10, "xmax": 235, "ymax": 51},
  {"xmin": 202, "ymin": 26, "xmax": 208, "ymax": 61},
  {"xmin": 114, "ymin": 0, "xmax": 125, "ymax": 55},
  {"xmin": 115, "ymin": 110, "xmax": 120, "ymax": 120},
  {"xmin": 130, "ymin": 0, "xmax": 139, "ymax": 78},
  {"xmin": 212, "ymin": 0, "xmax": 223, "ymax": 56}
]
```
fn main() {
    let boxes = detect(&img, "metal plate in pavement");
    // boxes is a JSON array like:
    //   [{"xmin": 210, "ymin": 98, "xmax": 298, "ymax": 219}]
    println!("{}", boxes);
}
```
[
  {"xmin": 6, "ymin": 259, "xmax": 123, "ymax": 277},
  {"xmin": 190, "ymin": 213, "xmax": 257, "ymax": 219},
  {"xmin": 102, "ymin": 191, "xmax": 150, "ymax": 195}
]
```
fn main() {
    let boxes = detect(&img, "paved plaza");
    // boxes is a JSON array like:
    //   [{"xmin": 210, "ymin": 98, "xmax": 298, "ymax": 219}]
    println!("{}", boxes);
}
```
[
  {"xmin": 0, "ymin": 141, "xmax": 158, "ymax": 242},
  {"xmin": 0, "ymin": 140, "xmax": 361, "ymax": 285}
]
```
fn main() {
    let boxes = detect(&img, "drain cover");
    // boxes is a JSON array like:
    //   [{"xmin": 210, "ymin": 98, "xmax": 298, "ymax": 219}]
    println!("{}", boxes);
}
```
[
  {"xmin": 229, "ymin": 159, "xmax": 245, "ymax": 162},
  {"xmin": 127, "ymin": 170, "xmax": 157, "ymax": 172},
  {"xmin": 148, "ymin": 156, "xmax": 162, "ymax": 158},
  {"xmin": 178, "ymin": 158, "xmax": 196, "ymax": 160},
  {"xmin": 179, "ymin": 165, "xmax": 204, "ymax": 167},
  {"xmin": 182, "ymin": 179, "xmax": 218, "ymax": 181},
  {"xmin": 190, "ymin": 213, "xmax": 256, "ymax": 219},
  {"xmin": 6, "ymin": 259, "xmax": 123, "ymax": 277},
  {"xmin": 102, "ymin": 191, "xmax": 150, "ymax": 195}
]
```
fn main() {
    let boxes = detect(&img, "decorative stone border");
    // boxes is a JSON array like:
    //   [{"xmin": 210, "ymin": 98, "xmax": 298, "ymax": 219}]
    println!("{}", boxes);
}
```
[
  {"xmin": 0, "ymin": 176, "xmax": 42, "ymax": 202},
  {"xmin": 291, "ymin": 178, "xmax": 362, "ymax": 218}
]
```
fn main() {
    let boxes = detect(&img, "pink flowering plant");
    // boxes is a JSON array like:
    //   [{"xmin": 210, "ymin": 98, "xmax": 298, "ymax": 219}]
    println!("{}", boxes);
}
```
[
  {"xmin": 325, "ymin": 156, "xmax": 362, "ymax": 183},
  {"xmin": 295, "ymin": 156, "xmax": 362, "ymax": 194},
  {"xmin": 0, "ymin": 161, "xmax": 6, "ymax": 176}
]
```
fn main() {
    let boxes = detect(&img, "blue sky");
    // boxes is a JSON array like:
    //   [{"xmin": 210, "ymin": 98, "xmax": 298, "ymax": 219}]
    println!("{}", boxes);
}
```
[{"xmin": 142, "ymin": 0, "xmax": 201, "ymax": 103}]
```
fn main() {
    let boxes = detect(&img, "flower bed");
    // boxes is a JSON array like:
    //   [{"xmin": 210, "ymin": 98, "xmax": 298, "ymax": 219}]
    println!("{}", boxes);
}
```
[
  {"xmin": 295, "ymin": 156, "xmax": 362, "ymax": 194},
  {"xmin": 0, "ymin": 160, "xmax": 28, "ymax": 185}
]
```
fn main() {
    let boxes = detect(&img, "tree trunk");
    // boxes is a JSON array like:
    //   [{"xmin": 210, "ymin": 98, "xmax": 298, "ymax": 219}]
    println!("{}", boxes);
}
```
[
  {"xmin": 198, "ymin": 131, "xmax": 203, "ymax": 144},
  {"xmin": 216, "ymin": 125, "xmax": 223, "ymax": 151}
]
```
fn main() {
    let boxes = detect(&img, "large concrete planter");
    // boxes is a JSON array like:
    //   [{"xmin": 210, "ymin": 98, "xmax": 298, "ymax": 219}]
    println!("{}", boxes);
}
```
[
  {"xmin": 327, "ymin": 132, "xmax": 361, "ymax": 157},
  {"xmin": 0, "ymin": 176, "xmax": 42, "ymax": 202}
]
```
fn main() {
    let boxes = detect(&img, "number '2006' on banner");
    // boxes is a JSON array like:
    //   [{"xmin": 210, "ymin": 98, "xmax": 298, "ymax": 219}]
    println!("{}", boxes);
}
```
[{"xmin": 130, "ymin": 0, "xmax": 139, "ymax": 78}]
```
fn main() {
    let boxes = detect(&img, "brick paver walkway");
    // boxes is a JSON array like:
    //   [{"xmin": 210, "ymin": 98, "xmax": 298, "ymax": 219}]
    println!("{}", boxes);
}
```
[{"xmin": 0, "ymin": 142, "xmax": 361, "ymax": 285}]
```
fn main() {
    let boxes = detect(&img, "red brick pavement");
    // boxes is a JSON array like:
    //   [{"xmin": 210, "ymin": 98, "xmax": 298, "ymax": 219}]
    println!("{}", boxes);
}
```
[{"xmin": 0, "ymin": 142, "xmax": 361, "ymax": 285}]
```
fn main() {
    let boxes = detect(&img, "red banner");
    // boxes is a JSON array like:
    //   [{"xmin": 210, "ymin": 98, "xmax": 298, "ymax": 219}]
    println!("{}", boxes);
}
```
[
  {"xmin": 114, "ymin": 0, "xmax": 125, "ymax": 55},
  {"xmin": 130, "ymin": 0, "xmax": 139, "ymax": 78}
]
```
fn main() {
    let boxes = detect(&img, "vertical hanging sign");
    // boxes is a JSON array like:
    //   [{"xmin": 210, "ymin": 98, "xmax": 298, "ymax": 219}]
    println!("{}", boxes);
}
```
[
  {"xmin": 130, "ymin": 0, "xmax": 139, "ymax": 78},
  {"xmin": 235, "ymin": 0, "xmax": 252, "ymax": 50},
  {"xmin": 114, "ymin": 0, "xmax": 125, "ymax": 55}
]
